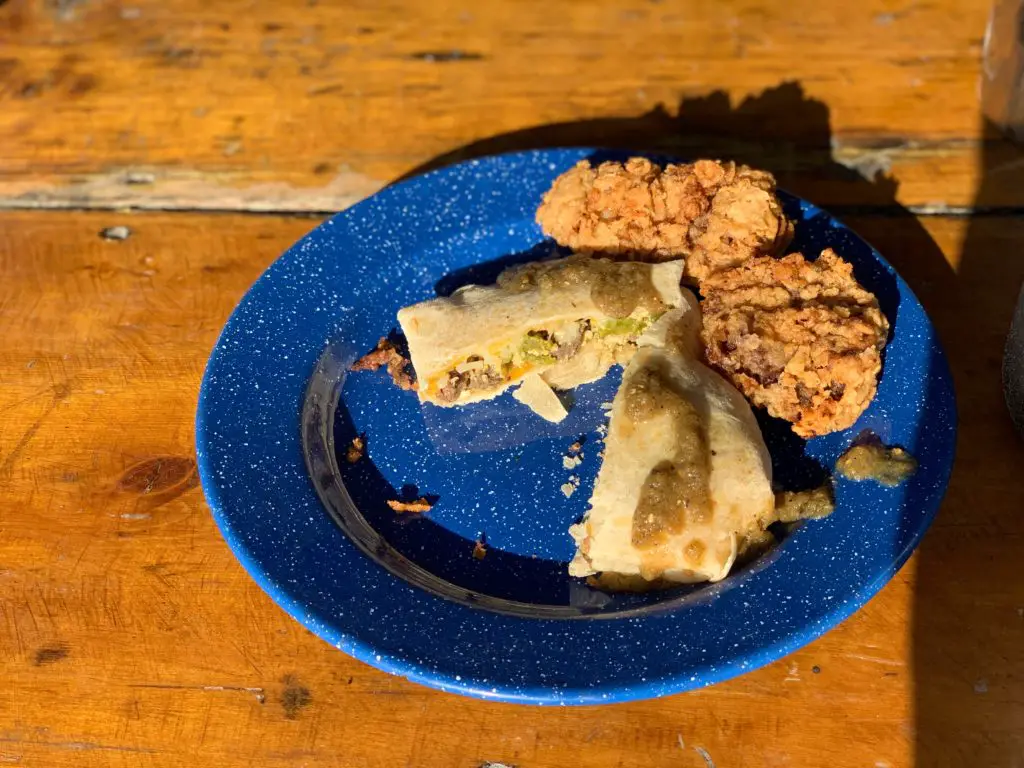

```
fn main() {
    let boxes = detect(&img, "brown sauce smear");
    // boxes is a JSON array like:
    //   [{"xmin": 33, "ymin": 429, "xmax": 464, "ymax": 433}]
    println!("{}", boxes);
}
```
[
  {"xmin": 835, "ymin": 440, "xmax": 918, "ymax": 487},
  {"xmin": 497, "ymin": 256, "xmax": 663, "ymax": 318},
  {"xmin": 589, "ymin": 265, "xmax": 662, "ymax": 318},
  {"xmin": 684, "ymin": 539, "xmax": 706, "ymax": 564},
  {"xmin": 626, "ymin": 365, "xmax": 712, "ymax": 549},
  {"xmin": 774, "ymin": 483, "xmax": 835, "ymax": 523}
]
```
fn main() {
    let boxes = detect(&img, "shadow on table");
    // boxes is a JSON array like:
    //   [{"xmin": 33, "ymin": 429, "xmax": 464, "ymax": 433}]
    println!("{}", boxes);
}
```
[
  {"xmin": 399, "ymin": 82, "xmax": 1024, "ymax": 764},
  {"xmin": 908, "ymin": 121, "xmax": 1024, "ymax": 766}
]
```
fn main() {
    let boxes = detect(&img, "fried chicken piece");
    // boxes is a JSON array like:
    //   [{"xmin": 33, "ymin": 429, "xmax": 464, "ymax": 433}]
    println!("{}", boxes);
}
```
[
  {"xmin": 701, "ymin": 249, "xmax": 889, "ymax": 437},
  {"xmin": 351, "ymin": 337, "xmax": 417, "ymax": 391},
  {"xmin": 535, "ymin": 157, "xmax": 793, "ymax": 281}
]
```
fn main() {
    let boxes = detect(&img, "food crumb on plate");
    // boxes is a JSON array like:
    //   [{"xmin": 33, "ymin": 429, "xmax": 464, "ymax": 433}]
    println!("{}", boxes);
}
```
[
  {"xmin": 351, "ymin": 336, "xmax": 418, "ymax": 391},
  {"xmin": 562, "ymin": 454, "xmax": 583, "ymax": 469},
  {"xmin": 560, "ymin": 473, "xmax": 582, "ymax": 497},
  {"xmin": 386, "ymin": 498, "xmax": 433, "ymax": 514},
  {"xmin": 345, "ymin": 435, "xmax": 365, "ymax": 463},
  {"xmin": 472, "ymin": 539, "xmax": 487, "ymax": 560}
]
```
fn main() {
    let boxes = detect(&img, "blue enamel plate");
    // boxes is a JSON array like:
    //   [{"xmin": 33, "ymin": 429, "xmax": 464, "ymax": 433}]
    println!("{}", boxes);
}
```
[{"xmin": 196, "ymin": 149, "xmax": 956, "ymax": 705}]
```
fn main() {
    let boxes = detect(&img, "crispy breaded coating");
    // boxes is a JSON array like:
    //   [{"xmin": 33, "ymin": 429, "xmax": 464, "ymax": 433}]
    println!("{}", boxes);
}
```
[
  {"xmin": 535, "ymin": 157, "xmax": 793, "ymax": 281},
  {"xmin": 701, "ymin": 249, "xmax": 888, "ymax": 437}
]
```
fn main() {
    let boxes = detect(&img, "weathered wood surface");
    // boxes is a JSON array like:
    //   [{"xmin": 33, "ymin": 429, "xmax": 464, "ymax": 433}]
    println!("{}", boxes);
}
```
[
  {"xmin": 1, "ymin": 0, "xmax": 1022, "ymax": 211},
  {"xmin": 0, "ymin": 211, "xmax": 1021, "ymax": 767},
  {"xmin": 2, "ymin": 0, "xmax": 1023, "ymax": 764}
]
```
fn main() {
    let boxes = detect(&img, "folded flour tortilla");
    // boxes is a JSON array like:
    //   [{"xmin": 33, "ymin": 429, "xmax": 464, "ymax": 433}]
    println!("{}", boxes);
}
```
[
  {"xmin": 397, "ymin": 255, "xmax": 686, "ymax": 407},
  {"xmin": 569, "ymin": 293, "xmax": 775, "ymax": 585}
]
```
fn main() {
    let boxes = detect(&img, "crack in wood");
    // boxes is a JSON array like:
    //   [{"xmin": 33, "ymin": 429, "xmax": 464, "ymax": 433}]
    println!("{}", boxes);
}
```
[
  {"xmin": 0, "ymin": 737, "xmax": 157, "ymax": 755},
  {"xmin": 0, "ymin": 384, "xmax": 71, "ymax": 478},
  {"xmin": 0, "ymin": 138, "xmax": 1011, "ymax": 215},
  {"xmin": 128, "ymin": 683, "xmax": 266, "ymax": 703}
]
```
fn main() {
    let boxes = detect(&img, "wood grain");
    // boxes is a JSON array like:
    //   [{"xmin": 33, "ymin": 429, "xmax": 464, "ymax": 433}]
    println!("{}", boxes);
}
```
[
  {"xmin": 0, "ymin": 211, "xmax": 1021, "ymax": 767},
  {"xmin": 2, "ymin": 0, "xmax": 1022, "ymax": 764},
  {"xmin": 0, "ymin": 0, "xmax": 1020, "ymax": 212}
]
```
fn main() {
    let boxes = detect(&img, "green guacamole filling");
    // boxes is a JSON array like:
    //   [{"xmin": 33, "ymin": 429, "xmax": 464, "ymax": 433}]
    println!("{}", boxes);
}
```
[
  {"xmin": 596, "ymin": 314, "xmax": 658, "ymax": 338},
  {"xmin": 518, "ymin": 333, "xmax": 557, "ymax": 364}
]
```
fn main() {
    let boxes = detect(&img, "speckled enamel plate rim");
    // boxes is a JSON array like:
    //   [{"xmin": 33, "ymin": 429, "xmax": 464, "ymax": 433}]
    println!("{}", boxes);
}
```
[{"xmin": 196, "ymin": 148, "xmax": 957, "ymax": 705}]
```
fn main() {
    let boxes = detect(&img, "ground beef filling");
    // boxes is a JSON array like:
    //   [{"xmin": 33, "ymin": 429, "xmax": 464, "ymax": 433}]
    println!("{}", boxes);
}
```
[
  {"xmin": 436, "ymin": 362, "xmax": 503, "ymax": 403},
  {"xmin": 436, "ymin": 319, "xmax": 596, "ymax": 403}
]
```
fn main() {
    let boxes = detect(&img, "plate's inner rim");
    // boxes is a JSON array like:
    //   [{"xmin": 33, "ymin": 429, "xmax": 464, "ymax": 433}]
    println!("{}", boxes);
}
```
[{"xmin": 303, "ymin": 328, "xmax": 796, "ymax": 621}]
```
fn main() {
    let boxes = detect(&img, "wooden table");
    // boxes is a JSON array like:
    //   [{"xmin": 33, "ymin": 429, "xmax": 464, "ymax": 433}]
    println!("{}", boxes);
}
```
[{"xmin": 2, "ymin": 1, "xmax": 1023, "ymax": 765}]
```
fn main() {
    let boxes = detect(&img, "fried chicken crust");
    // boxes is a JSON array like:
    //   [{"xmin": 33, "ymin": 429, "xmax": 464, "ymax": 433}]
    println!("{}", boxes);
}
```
[
  {"xmin": 700, "ymin": 249, "xmax": 889, "ymax": 437},
  {"xmin": 535, "ymin": 157, "xmax": 793, "ymax": 281}
]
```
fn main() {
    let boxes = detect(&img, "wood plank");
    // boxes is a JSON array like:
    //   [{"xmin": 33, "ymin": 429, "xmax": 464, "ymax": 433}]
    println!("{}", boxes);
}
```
[
  {"xmin": 1, "ymin": 0, "xmax": 1019, "ymax": 211},
  {"xmin": 0, "ymin": 210, "xmax": 1021, "ymax": 767}
]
